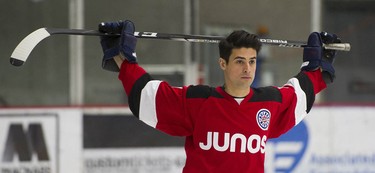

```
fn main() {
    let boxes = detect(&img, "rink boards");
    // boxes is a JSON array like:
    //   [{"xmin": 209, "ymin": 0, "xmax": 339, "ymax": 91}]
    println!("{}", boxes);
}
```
[{"xmin": 0, "ymin": 106, "xmax": 374, "ymax": 173}]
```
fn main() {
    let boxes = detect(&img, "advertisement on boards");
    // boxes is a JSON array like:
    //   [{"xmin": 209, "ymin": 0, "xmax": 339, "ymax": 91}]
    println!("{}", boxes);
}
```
[
  {"xmin": 83, "ymin": 107, "xmax": 375, "ymax": 173},
  {"xmin": 1, "ymin": 106, "xmax": 374, "ymax": 173},
  {"xmin": 0, "ymin": 108, "xmax": 82, "ymax": 173},
  {"xmin": 265, "ymin": 106, "xmax": 375, "ymax": 173},
  {"xmin": 0, "ymin": 113, "xmax": 58, "ymax": 173}
]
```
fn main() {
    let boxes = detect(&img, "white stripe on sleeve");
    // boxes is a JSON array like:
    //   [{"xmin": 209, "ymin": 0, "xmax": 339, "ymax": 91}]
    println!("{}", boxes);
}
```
[
  {"xmin": 139, "ymin": 80, "xmax": 162, "ymax": 128},
  {"xmin": 285, "ymin": 78, "xmax": 308, "ymax": 125}
]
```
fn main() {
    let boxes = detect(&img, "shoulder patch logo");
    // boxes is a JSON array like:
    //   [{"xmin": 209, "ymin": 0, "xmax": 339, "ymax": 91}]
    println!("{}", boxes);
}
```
[{"xmin": 256, "ymin": 109, "xmax": 271, "ymax": 130}]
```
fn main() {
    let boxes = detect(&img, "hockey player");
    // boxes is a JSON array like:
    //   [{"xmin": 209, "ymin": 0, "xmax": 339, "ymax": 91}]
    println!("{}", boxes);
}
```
[{"xmin": 98, "ymin": 20, "xmax": 340, "ymax": 173}]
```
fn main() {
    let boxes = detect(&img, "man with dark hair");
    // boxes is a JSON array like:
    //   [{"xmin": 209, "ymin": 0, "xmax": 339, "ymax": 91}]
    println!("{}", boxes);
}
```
[
  {"xmin": 98, "ymin": 20, "xmax": 340, "ymax": 173},
  {"xmin": 219, "ymin": 30, "xmax": 262, "ymax": 60}
]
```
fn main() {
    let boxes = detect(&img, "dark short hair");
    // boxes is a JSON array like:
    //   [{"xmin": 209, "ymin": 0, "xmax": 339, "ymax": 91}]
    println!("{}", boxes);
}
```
[{"xmin": 219, "ymin": 30, "xmax": 262, "ymax": 63}]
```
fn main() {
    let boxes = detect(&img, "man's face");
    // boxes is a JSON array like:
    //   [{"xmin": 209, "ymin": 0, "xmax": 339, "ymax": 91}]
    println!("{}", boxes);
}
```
[{"xmin": 219, "ymin": 47, "xmax": 257, "ymax": 91}]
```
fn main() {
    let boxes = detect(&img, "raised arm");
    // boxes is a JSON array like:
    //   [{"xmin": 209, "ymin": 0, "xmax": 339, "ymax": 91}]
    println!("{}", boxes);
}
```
[
  {"xmin": 269, "ymin": 31, "xmax": 340, "ymax": 138},
  {"xmin": 98, "ymin": 20, "xmax": 150, "ymax": 117},
  {"xmin": 98, "ymin": 20, "xmax": 194, "ymax": 136}
]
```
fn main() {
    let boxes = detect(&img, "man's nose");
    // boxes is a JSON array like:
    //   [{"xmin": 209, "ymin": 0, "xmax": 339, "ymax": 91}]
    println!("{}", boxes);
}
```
[{"xmin": 244, "ymin": 63, "xmax": 251, "ymax": 73}]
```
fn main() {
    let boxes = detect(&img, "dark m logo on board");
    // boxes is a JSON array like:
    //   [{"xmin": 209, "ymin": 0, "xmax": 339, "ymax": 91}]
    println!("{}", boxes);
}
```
[{"xmin": 2, "ymin": 123, "xmax": 49, "ymax": 162}]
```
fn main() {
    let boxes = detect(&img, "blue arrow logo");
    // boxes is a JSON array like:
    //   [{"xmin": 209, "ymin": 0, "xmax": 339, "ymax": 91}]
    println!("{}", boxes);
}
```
[{"xmin": 267, "ymin": 121, "xmax": 309, "ymax": 172}]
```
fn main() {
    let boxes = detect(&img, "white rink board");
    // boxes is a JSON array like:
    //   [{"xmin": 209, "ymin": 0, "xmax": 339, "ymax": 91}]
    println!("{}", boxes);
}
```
[
  {"xmin": 83, "ymin": 106, "xmax": 375, "ymax": 173},
  {"xmin": 1, "ymin": 106, "xmax": 375, "ymax": 173},
  {"xmin": 0, "ymin": 108, "xmax": 83, "ymax": 173},
  {"xmin": 265, "ymin": 106, "xmax": 375, "ymax": 173},
  {"xmin": 0, "ymin": 113, "xmax": 58, "ymax": 173},
  {"xmin": 84, "ymin": 147, "xmax": 186, "ymax": 173}
]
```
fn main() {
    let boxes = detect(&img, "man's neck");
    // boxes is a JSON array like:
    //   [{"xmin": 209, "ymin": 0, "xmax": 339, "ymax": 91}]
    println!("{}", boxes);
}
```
[{"xmin": 223, "ymin": 85, "xmax": 250, "ymax": 98}]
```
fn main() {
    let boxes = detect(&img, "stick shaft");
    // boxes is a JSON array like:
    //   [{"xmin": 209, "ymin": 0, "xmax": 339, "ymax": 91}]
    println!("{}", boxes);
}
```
[
  {"xmin": 46, "ymin": 28, "xmax": 351, "ymax": 51},
  {"xmin": 10, "ymin": 27, "xmax": 351, "ymax": 67}
]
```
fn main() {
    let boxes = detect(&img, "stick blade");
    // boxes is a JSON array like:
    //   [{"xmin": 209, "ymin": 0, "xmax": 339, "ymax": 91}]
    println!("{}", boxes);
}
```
[
  {"xmin": 9, "ymin": 58, "xmax": 25, "ymax": 66},
  {"xmin": 10, "ymin": 28, "xmax": 51, "ymax": 66}
]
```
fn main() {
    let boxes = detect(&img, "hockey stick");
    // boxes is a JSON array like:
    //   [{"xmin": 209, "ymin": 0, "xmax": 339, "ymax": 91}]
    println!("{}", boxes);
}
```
[{"xmin": 10, "ymin": 28, "xmax": 351, "ymax": 66}]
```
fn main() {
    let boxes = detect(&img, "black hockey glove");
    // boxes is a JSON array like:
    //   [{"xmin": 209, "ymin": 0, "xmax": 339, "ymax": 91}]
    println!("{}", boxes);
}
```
[
  {"xmin": 98, "ymin": 20, "xmax": 137, "ymax": 72},
  {"xmin": 301, "ymin": 32, "xmax": 341, "ymax": 83}
]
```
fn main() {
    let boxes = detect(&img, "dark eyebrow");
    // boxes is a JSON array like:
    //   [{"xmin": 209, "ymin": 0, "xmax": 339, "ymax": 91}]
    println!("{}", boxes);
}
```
[
  {"xmin": 234, "ymin": 56, "xmax": 246, "ymax": 60},
  {"xmin": 233, "ymin": 56, "xmax": 257, "ymax": 60}
]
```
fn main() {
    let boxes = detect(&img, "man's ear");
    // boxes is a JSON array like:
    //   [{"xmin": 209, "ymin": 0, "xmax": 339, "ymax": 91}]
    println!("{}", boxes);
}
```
[{"xmin": 219, "ymin": 58, "xmax": 226, "ymax": 70}]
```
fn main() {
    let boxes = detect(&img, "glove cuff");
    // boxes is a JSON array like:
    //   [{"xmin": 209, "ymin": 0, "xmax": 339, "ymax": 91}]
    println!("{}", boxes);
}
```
[
  {"xmin": 301, "ymin": 46, "xmax": 323, "ymax": 71},
  {"xmin": 303, "ymin": 47, "xmax": 322, "ymax": 61},
  {"xmin": 103, "ymin": 47, "xmax": 120, "ymax": 59},
  {"xmin": 119, "ymin": 32, "xmax": 138, "ymax": 63},
  {"xmin": 120, "ymin": 47, "xmax": 137, "ymax": 63},
  {"xmin": 102, "ymin": 47, "xmax": 121, "ymax": 72},
  {"xmin": 301, "ymin": 59, "xmax": 320, "ymax": 71},
  {"xmin": 102, "ymin": 58, "xmax": 120, "ymax": 72},
  {"xmin": 321, "ymin": 61, "xmax": 335, "ymax": 83}
]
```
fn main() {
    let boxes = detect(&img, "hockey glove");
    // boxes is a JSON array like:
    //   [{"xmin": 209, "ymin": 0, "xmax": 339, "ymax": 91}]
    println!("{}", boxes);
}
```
[
  {"xmin": 320, "ymin": 32, "xmax": 341, "ymax": 83},
  {"xmin": 301, "ymin": 32, "xmax": 341, "ymax": 83},
  {"xmin": 99, "ymin": 20, "xmax": 137, "ymax": 72}
]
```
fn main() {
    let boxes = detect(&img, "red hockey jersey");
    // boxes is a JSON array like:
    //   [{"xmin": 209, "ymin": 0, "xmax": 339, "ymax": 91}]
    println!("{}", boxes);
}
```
[{"xmin": 119, "ymin": 61, "xmax": 326, "ymax": 173}]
